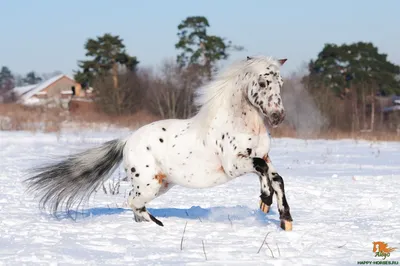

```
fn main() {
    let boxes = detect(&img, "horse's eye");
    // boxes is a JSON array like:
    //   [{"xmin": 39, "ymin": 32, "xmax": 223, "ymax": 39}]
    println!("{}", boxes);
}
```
[{"xmin": 259, "ymin": 81, "xmax": 266, "ymax": 88}]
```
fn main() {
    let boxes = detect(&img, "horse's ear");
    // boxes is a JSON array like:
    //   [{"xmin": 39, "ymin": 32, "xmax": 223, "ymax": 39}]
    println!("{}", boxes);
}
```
[
  {"xmin": 247, "ymin": 56, "xmax": 252, "ymax": 61},
  {"xmin": 278, "ymin": 58, "xmax": 287, "ymax": 66}
]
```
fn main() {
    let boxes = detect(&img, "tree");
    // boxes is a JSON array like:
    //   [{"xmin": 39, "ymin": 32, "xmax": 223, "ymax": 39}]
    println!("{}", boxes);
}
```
[
  {"xmin": 14, "ymin": 74, "xmax": 25, "ymax": 87},
  {"xmin": 307, "ymin": 42, "xmax": 400, "ymax": 97},
  {"xmin": 74, "ymin": 33, "xmax": 139, "ymax": 90},
  {"xmin": 23, "ymin": 71, "xmax": 42, "ymax": 85},
  {"xmin": 305, "ymin": 42, "xmax": 400, "ymax": 132},
  {"xmin": 147, "ymin": 59, "xmax": 202, "ymax": 119},
  {"xmin": 0, "ymin": 66, "xmax": 15, "ymax": 93},
  {"xmin": 175, "ymin": 16, "xmax": 243, "ymax": 80}
]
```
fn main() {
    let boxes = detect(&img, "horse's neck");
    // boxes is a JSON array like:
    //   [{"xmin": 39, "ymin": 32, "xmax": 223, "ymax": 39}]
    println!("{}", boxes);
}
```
[
  {"xmin": 208, "ymin": 94, "xmax": 268, "ymax": 138},
  {"xmin": 192, "ymin": 78, "xmax": 268, "ymax": 143}
]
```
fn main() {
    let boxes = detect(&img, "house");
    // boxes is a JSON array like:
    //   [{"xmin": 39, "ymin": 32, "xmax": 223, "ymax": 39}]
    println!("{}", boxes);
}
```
[
  {"xmin": 382, "ymin": 96, "xmax": 400, "ymax": 132},
  {"xmin": 11, "ymin": 74, "xmax": 87, "ymax": 109}
]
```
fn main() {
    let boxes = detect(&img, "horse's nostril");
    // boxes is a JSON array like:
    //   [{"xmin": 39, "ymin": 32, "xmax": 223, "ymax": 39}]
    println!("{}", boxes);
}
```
[{"xmin": 272, "ymin": 113, "xmax": 280, "ymax": 120}]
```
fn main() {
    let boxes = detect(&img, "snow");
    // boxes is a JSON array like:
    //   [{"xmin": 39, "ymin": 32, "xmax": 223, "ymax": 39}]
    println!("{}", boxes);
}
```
[
  {"xmin": 1, "ymin": 130, "xmax": 399, "ymax": 265},
  {"xmin": 12, "ymin": 84, "xmax": 37, "ymax": 97}
]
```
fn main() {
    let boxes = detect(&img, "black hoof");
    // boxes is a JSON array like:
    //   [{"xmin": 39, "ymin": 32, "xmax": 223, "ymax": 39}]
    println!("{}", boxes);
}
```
[
  {"xmin": 280, "ymin": 220, "xmax": 292, "ymax": 231},
  {"xmin": 149, "ymin": 213, "xmax": 164, "ymax": 226}
]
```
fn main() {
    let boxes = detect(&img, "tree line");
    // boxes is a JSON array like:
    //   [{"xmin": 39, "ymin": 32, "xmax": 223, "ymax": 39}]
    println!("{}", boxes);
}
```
[{"xmin": 1, "ymin": 15, "xmax": 400, "ymax": 134}]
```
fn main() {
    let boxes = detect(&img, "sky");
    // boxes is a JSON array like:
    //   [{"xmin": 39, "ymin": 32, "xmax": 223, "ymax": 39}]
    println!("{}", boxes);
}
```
[{"xmin": 1, "ymin": 0, "xmax": 399, "ymax": 78}]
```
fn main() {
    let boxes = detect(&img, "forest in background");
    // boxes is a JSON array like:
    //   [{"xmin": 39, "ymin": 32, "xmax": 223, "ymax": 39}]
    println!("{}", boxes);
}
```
[{"xmin": 1, "ymin": 16, "xmax": 399, "ymax": 140}]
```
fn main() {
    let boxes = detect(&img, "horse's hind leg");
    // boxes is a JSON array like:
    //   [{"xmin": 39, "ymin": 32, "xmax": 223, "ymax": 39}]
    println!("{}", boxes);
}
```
[
  {"xmin": 125, "ymin": 154, "xmax": 172, "ymax": 226},
  {"xmin": 127, "ymin": 171, "xmax": 168, "ymax": 226}
]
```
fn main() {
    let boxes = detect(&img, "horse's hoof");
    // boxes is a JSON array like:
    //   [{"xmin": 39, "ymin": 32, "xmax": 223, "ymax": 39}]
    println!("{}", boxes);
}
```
[
  {"xmin": 259, "ymin": 200, "xmax": 270, "ymax": 213},
  {"xmin": 280, "ymin": 220, "xmax": 292, "ymax": 231},
  {"xmin": 149, "ymin": 213, "xmax": 164, "ymax": 227}
]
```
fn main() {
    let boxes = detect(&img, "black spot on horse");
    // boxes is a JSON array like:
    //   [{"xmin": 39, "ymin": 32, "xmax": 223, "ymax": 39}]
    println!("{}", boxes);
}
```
[
  {"xmin": 159, "ymin": 138, "xmax": 164, "ymax": 143},
  {"xmin": 162, "ymin": 127, "xmax": 166, "ymax": 131},
  {"xmin": 146, "ymin": 165, "xmax": 149, "ymax": 167},
  {"xmin": 247, "ymin": 148, "xmax": 252, "ymax": 156},
  {"xmin": 135, "ymin": 173, "xmax": 140, "ymax": 177},
  {"xmin": 131, "ymin": 167, "xmax": 136, "ymax": 173},
  {"xmin": 146, "ymin": 146, "xmax": 151, "ymax": 151},
  {"xmin": 222, "ymin": 134, "xmax": 225, "ymax": 140}
]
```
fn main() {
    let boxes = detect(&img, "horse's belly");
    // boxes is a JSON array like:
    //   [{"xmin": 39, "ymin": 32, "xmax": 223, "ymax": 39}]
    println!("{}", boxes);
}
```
[
  {"xmin": 168, "ymin": 168, "xmax": 231, "ymax": 188},
  {"xmin": 161, "ymin": 154, "xmax": 231, "ymax": 188}
]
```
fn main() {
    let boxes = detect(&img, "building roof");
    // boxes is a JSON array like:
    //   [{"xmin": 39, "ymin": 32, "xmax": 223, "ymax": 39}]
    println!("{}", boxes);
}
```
[
  {"xmin": 392, "ymin": 96, "xmax": 400, "ymax": 105},
  {"xmin": 13, "ymin": 84, "xmax": 38, "ymax": 97},
  {"xmin": 18, "ymin": 74, "xmax": 75, "ymax": 103},
  {"xmin": 383, "ymin": 105, "xmax": 400, "ymax": 113}
]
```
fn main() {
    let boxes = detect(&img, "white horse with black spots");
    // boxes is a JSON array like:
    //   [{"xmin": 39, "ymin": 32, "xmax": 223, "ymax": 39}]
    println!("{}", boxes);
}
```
[{"xmin": 25, "ymin": 55, "xmax": 293, "ymax": 231}]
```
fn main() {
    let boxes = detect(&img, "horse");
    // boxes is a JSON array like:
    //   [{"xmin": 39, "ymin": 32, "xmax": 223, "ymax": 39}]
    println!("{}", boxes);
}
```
[{"xmin": 24, "ymin": 55, "xmax": 293, "ymax": 231}]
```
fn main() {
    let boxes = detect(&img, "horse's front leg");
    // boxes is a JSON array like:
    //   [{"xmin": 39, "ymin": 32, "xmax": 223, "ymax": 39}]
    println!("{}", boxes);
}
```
[
  {"xmin": 258, "ymin": 170, "xmax": 274, "ymax": 214},
  {"xmin": 253, "ymin": 156, "xmax": 293, "ymax": 231}
]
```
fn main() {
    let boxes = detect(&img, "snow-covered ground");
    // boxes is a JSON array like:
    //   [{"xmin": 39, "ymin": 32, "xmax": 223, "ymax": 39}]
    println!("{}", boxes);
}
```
[{"xmin": 0, "ymin": 129, "xmax": 399, "ymax": 265}]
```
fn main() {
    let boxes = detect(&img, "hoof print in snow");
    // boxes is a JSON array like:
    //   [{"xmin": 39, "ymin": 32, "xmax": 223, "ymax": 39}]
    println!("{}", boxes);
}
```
[{"xmin": 280, "ymin": 220, "xmax": 292, "ymax": 231}]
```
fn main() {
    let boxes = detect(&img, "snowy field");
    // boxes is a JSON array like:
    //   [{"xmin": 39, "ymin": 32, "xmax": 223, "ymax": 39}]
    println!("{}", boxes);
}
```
[{"xmin": 0, "ymin": 129, "xmax": 399, "ymax": 265}]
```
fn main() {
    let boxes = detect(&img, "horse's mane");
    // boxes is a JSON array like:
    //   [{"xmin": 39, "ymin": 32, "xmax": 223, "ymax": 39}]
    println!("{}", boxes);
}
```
[{"xmin": 191, "ymin": 55, "xmax": 280, "ymax": 139}]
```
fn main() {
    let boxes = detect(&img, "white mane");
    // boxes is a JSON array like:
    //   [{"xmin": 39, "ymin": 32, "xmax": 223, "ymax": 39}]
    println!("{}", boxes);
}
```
[{"xmin": 192, "ymin": 55, "xmax": 281, "ymax": 138}]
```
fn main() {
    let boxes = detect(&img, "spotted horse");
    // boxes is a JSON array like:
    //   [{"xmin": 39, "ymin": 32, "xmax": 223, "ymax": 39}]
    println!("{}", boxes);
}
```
[{"xmin": 24, "ymin": 55, "xmax": 293, "ymax": 231}]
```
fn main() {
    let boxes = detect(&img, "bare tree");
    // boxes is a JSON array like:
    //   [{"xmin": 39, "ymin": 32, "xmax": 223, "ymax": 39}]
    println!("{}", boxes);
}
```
[
  {"xmin": 146, "ymin": 59, "xmax": 203, "ymax": 119},
  {"xmin": 93, "ymin": 70, "xmax": 147, "ymax": 116}
]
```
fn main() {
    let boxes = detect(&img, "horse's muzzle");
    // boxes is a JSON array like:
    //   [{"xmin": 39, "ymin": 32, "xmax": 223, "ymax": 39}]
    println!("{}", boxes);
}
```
[{"xmin": 269, "ymin": 111, "xmax": 285, "ymax": 127}]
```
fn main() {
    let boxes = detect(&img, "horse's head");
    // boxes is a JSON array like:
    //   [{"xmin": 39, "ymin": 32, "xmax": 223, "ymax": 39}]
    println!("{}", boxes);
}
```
[
  {"xmin": 373, "ymin": 242, "xmax": 379, "ymax": 252},
  {"xmin": 373, "ymin": 241, "xmax": 387, "ymax": 252},
  {"xmin": 245, "ymin": 56, "xmax": 287, "ymax": 127}
]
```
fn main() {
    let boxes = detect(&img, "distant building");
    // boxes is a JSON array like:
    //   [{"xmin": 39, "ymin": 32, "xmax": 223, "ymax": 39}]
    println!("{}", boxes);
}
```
[{"xmin": 9, "ymin": 74, "xmax": 93, "ymax": 109}]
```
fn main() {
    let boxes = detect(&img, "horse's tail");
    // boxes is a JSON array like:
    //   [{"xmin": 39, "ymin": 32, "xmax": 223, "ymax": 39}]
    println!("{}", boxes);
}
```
[{"xmin": 24, "ymin": 138, "xmax": 127, "ymax": 214}]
